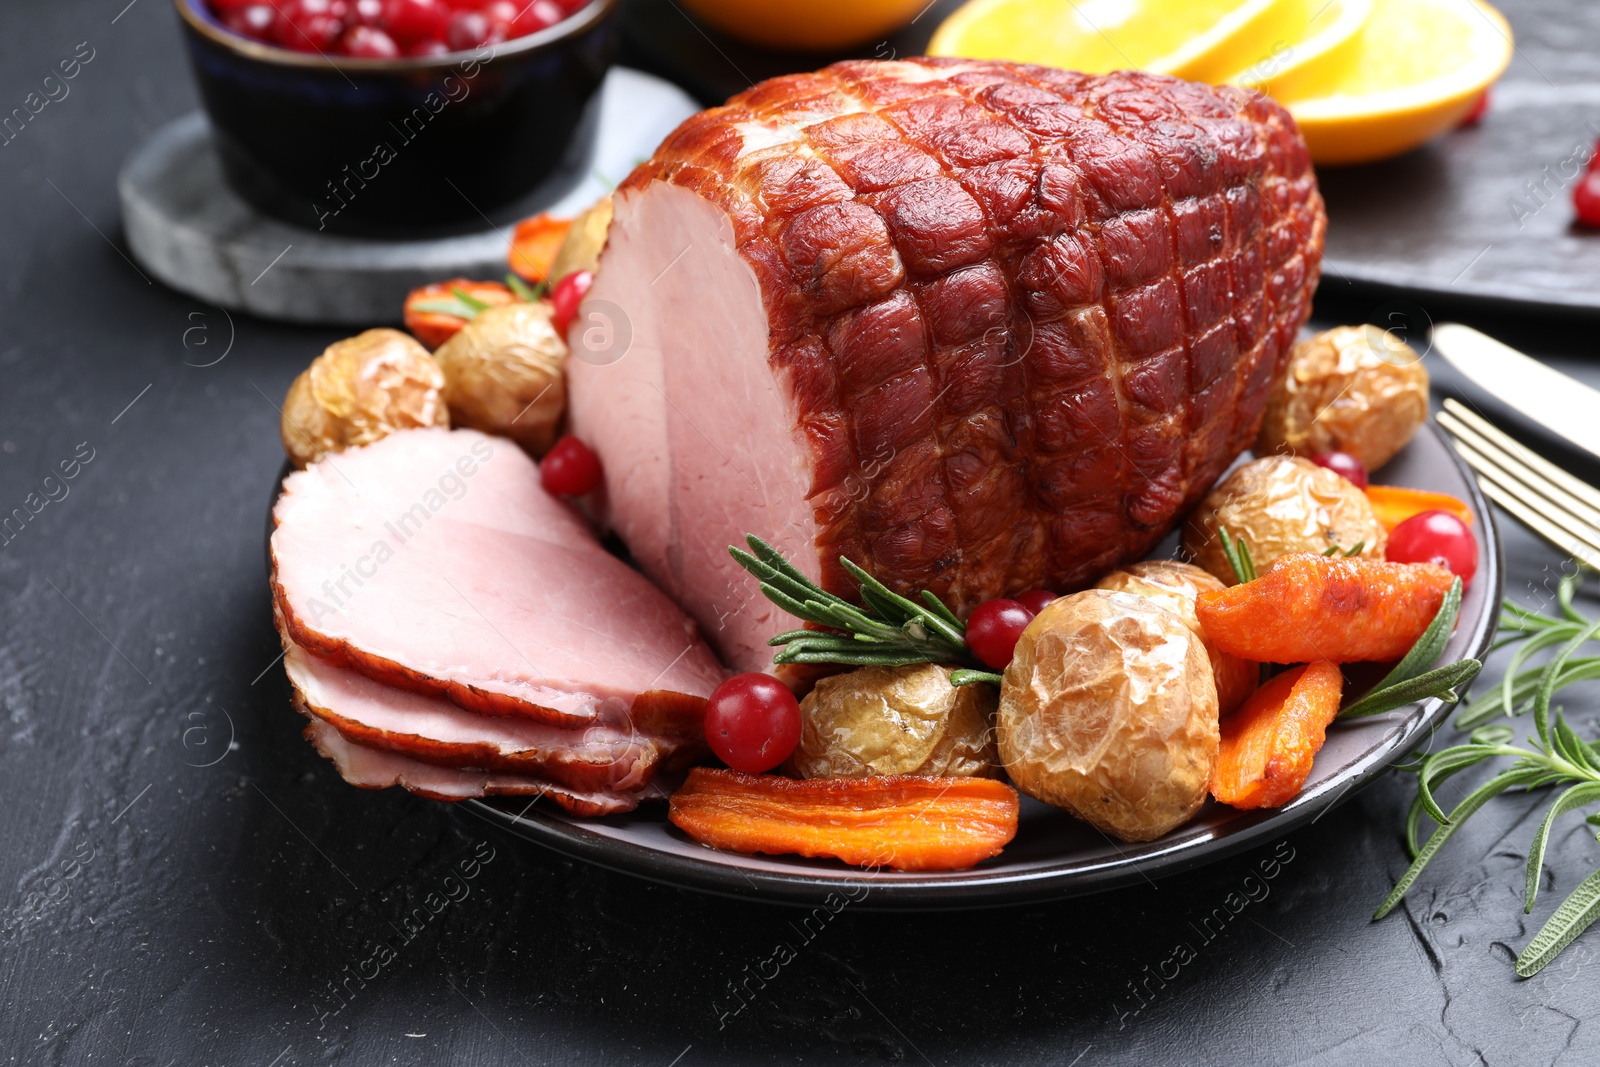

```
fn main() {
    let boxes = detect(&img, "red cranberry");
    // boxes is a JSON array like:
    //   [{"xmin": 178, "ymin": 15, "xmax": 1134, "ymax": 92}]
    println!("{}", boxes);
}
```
[
  {"xmin": 341, "ymin": 24, "xmax": 400, "ymax": 55},
  {"xmin": 221, "ymin": 3, "xmax": 276, "ymax": 37},
  {"xmin": 703, "ymin": 673, "xmax": 802, "ymax": 774},
  {"xmin": 1576, "ymin": 171, "xmax": 1600, "ymax": 228},
  {"xmin": 446, "ymin": 9, "xmax": 492, "ymax": 47},
  {"xmin": 1013, "ymin": 589, "xmax": 1058, "ymax": 616},
  {"xmin": 514, "ymin": 0, "xmax": 563, "ymax": 32},
  {"xmin": 402, "ymin": 37, "xmax": 451, "ymax": 55},
  {"xmin": 539, "ymin": 435, "xmax": 603, "ymax": 497},
  {"xmin": 1310, "ymin": 450, "xmax": 1369, "ymax": 489},
  {"xmin": 1459, "ymin": 89, "xmax": 1490, "ymax": 126},
  {"xmin": 380, "ymin": 0, "xmax": 448, "ymax": 40},
  {"xmin": 348, "ymin": 0, "xmax": 384, "ymax": 24},
  {"xmin": 550, "ymin": 269, "xmax": 593, "ymax": 339},
  {"xmin": 1386, "ymin": 510, "xmax": 1477, "ymax": 585},
  {"xmin": 966, "ymin": 598, "xmax": 1035, "ymax": 670},
  {"xmin": 273, "ymin": 0, "xmax": 346, "ymax": 51}
]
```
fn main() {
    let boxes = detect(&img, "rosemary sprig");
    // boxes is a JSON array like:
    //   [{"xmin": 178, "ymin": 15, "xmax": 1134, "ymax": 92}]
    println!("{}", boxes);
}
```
[
  {"xmin": 728, "ymin": 536, "xmax": 982, "ymax": 673},
  {"xmin": 505, "ymin": 273, "xmax": 546, "ymax": 302},
  {"xmin": 1376, "ymin": 569, "xmax": 1600, "ymax": 976},
  {"xmin": 409, "ymin": 276, "xmax": 545, "ymax": 321},
  {"xmin": 1218, "ymin": 526, "xmax": 1257, "ymax": 584}
]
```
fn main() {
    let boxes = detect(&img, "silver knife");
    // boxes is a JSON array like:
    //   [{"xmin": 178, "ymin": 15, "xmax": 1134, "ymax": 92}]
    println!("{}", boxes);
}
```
[{"xmin": 1430, "ymin": 323, "xmax": 1600, "ymax": 463}]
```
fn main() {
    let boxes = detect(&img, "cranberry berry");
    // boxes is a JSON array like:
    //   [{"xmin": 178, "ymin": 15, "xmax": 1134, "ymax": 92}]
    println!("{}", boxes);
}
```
[{"xmin": 704, "ymin": 673, "xmax": 802, "ymax": 774}]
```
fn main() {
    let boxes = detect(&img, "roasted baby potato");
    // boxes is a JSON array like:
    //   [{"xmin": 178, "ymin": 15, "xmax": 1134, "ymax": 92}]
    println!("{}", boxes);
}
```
[
  {"xmin": 547, "ymin": 194, "xmax": 613, "ymax": 284},
  {"xmin": 996, "ymin": 590, "xmax": 1220, "ymax": 843},
  {"xmin": 786, "ymin": 663, "xmax": 999, "ymax": 779},
  {"xmin": 1094, "ymin": 560, "xmax": 1258, "ymax": 715},
  {"xmin": 1184, "ymin": 455, "xmax": 1386, "ymax": 583},
  {"xmin": 280, "ymin": 328, "xmax": 448, "ymax": 468},
  {"xmin": 1256, "ymin": 325, "xmax": 1429, "ymax": 470},
  {"xmin": 432, "ymin": 301, "xmax": 567, "ymax": 457}
]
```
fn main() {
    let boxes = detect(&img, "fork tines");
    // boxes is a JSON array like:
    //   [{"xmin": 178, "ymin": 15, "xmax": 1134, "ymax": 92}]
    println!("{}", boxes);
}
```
[{"xmin": 1437, "ymin": 398, "xmax": 1600, "ymax": 570}]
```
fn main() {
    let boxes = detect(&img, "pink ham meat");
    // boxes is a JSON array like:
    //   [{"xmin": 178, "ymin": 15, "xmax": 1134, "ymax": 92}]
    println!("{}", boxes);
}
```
[
  {"xmin": 271, "ymin": 427, "xmax": 726, "ymax": 727},
  {"xmin": 568, "ymin": 59, "xmax": 1325, "ymax": 673},
  {"xmin": 303, "ymin": 720, "xmax": 668, "ymax": 816},
  {"xmin": 285, "ymin": 641, "xmax": 701, "ymax": 793}
]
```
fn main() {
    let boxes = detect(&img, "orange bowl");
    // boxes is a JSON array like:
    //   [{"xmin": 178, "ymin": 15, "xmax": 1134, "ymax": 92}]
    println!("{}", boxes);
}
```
[{"xmin": 679, "ymin": 0, "xmax": 931, "ymax": 51}]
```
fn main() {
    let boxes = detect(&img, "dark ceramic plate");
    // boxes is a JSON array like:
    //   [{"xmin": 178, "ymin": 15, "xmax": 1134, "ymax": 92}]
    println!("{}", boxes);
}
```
[{"xmin": 455, "ymin": 422, "xmax": 1500, "ymax": 909}]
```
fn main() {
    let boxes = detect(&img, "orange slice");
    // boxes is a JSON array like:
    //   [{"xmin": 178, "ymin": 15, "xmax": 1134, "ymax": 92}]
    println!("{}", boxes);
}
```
[{"xmin": 1285, "ymin": 0, "xmax": 1513, "ymax": 165}]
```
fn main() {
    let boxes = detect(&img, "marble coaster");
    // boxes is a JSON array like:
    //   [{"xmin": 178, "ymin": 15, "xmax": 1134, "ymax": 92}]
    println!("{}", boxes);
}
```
[{"xmin": 119, "ymin": 66, "xmax": 699, "ymax": 326}]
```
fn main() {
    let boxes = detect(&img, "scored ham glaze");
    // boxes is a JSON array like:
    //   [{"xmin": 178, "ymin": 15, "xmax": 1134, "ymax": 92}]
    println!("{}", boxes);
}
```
[
  {"xmin": 271, "ymin": 428, "xmax": 725, "ymax": 726},
  {"xmin": 570, "ymin": 59, "xmax": 1326, "ymax": 673}
]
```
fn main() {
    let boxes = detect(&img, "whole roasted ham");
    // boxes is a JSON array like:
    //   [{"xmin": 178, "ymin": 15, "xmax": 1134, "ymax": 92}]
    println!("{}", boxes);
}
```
[{"xmin": 569, "ymin": 59, "xmax": 1326, "ymax": 673}]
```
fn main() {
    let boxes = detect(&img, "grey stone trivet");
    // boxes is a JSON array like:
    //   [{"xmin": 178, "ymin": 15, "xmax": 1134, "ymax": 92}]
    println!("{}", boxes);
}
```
[{"xmin": 118, "ymin": 67, "xmax": 699, "ymax": 326}]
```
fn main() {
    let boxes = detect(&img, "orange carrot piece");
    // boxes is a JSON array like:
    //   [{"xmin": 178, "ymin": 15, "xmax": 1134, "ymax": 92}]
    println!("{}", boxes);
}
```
[
  {"xmin": 1366, "ymin": 484, "xmax": 1473, "ymax": 532},
  {"xmin": 1211, "ymin": 661, "xmax": 1344, "ymax": 809},
  {"xmin": 509, "ymin": 214, "xmax": 573, "ymax": 283},
  {"xmin": 668, "ymin": 768, "xmax": 1019, "ymax": 871},
  {"xmin": 1194, "ymin": 554, "xmax": 1456, "ymax": 663},
  {"xmin": 403, "ymin": 278, "xmax": 515, "ymax": 349}
]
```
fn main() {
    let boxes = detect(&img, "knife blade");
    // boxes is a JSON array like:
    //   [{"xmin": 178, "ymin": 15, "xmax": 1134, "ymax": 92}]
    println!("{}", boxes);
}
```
[{"xmin": 1429, "ymin": 323, "xmax": 1600, "ymax": 464}]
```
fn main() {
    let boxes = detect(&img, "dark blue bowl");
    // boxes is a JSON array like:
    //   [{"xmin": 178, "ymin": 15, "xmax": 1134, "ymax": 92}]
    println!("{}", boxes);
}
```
[{"xmin": 174, "ymin": 0, "xmax": 618, "ymax": 236}]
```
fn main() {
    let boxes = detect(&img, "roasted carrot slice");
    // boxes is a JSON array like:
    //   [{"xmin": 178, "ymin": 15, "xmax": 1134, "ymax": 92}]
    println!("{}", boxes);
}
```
[
  {"xmin": 668, "ymin": 768, "xmax": 1019, "ymax": 871},
  {"xmin": 1211, "ymin": 661, "xmax": 1344, "ymax": 809},
  {"xmin": 1194, "ymin": 554, "xmax": 1456, "ymax": 663},
  {"xmin": 1366, "ymin": 484, "xmax": 1473, "ymax": 532},
  {"xmin": 509, "ymin": 214, "xmax": 573, "ymax": 283},
  {"xmin": 403, "ymin": 279, "xmax": 515, "ymax": 349}
]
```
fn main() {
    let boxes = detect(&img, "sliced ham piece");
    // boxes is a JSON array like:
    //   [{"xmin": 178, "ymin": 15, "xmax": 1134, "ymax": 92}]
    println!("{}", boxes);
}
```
[
  {"xmin": 303, "ymin": 720, "xmax": 667, "ymax": 816},
  {"xmin": 271, "ymin": 427, "xmax": 727, "ymax": 726},
  {"xmin": 285, "ymin": 641, "xmax": 702, "ymax": 792},
  {"xmin": 569, "ymin": 59, "xmax": 1325, "ymax": 672}
]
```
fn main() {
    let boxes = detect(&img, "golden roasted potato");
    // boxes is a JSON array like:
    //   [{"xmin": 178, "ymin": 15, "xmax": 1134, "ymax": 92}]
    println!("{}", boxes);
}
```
[
  {"xmin": 997, "ymin": 590, "xmax": 1219, "ymax": 843},
  {"xmin": 432, "ymin": 302, "xmax": 566, "ymax": 456},
  {"xmin": 547, "ymin": 194, "xmax": 613, "ymax": 283},
  {"xmin": 280, "ymin": 328, "xmax": 448, "ymax": 468},
  {"xmin": 1183, "ymin": 455, "xmax": 1386, "ymax": 583},
  {"xmin": 1256, "ymin": 325, "xmax": 1429, "ymax": 470},
  {"xmin": 1094, "ymin": 560, "xmax": 1258, "ymax": 715},
  {"xmin": 786, "ymin": 663, "xmax": 999, "ymax": 779}
]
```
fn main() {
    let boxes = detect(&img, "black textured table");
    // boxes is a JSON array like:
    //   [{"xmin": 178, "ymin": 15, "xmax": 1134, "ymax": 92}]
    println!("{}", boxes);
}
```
[{"xmin": 4, "ymin": 2, "xmax": 1600, "ymax": 1065}]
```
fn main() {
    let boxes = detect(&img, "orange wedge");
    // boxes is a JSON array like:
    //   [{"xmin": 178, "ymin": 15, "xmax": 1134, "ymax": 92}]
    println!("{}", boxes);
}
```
[
  {"xmin": 1284, "ymin": 0, "xmax": 1513, "ymax": 165},
  {"xmin": 679, "ymin": 0, "xmax": 931, "ymax": 50},
  {"xmin": 1220, "ymin": 0, "xmax": 1373, "ymax": 100},
  {"xmin": 928, "ymin": 0, "xmax": 1309, "ymax": 82}
]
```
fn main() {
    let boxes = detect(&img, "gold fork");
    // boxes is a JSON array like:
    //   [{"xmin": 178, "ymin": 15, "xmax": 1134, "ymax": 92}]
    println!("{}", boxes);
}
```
[{"xmin": 1437, "ymin": 397, "xmax": 1600, "ymax": 570}]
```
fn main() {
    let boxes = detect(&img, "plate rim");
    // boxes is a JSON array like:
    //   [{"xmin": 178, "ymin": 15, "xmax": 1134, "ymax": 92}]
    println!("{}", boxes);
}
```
[{"xmin": 458, "ymin": 421, "xmax": 1503, "ymax": 910}]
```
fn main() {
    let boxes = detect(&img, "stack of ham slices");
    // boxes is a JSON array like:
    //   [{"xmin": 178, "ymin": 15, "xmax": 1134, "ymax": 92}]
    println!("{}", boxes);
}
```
[{"xmin": 269, "ymin": 428, "xmax": 727, "ymax": 815}]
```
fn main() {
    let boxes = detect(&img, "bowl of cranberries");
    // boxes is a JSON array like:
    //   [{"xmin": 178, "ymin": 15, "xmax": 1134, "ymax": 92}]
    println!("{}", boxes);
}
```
[{"xmin": 174, "ymin": 0, "xmax": 616, "ymax": 235}]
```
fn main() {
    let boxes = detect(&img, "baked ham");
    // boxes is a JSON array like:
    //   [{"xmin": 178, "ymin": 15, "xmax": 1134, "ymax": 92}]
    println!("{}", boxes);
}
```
[
  {"xmin": 285, "ymin": 641, "xmax": 699, "ymax": 793},
  {"xmin": 271, "ymin": 428, "xmax": 726, "ymax": 726},
  {"xmin": 569, "ymin": 59, "xmax": 1325, "ymax": 673},
  {"xmin": 304, "ymin": 720, "xmax": 668, "ymax": 816}
]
